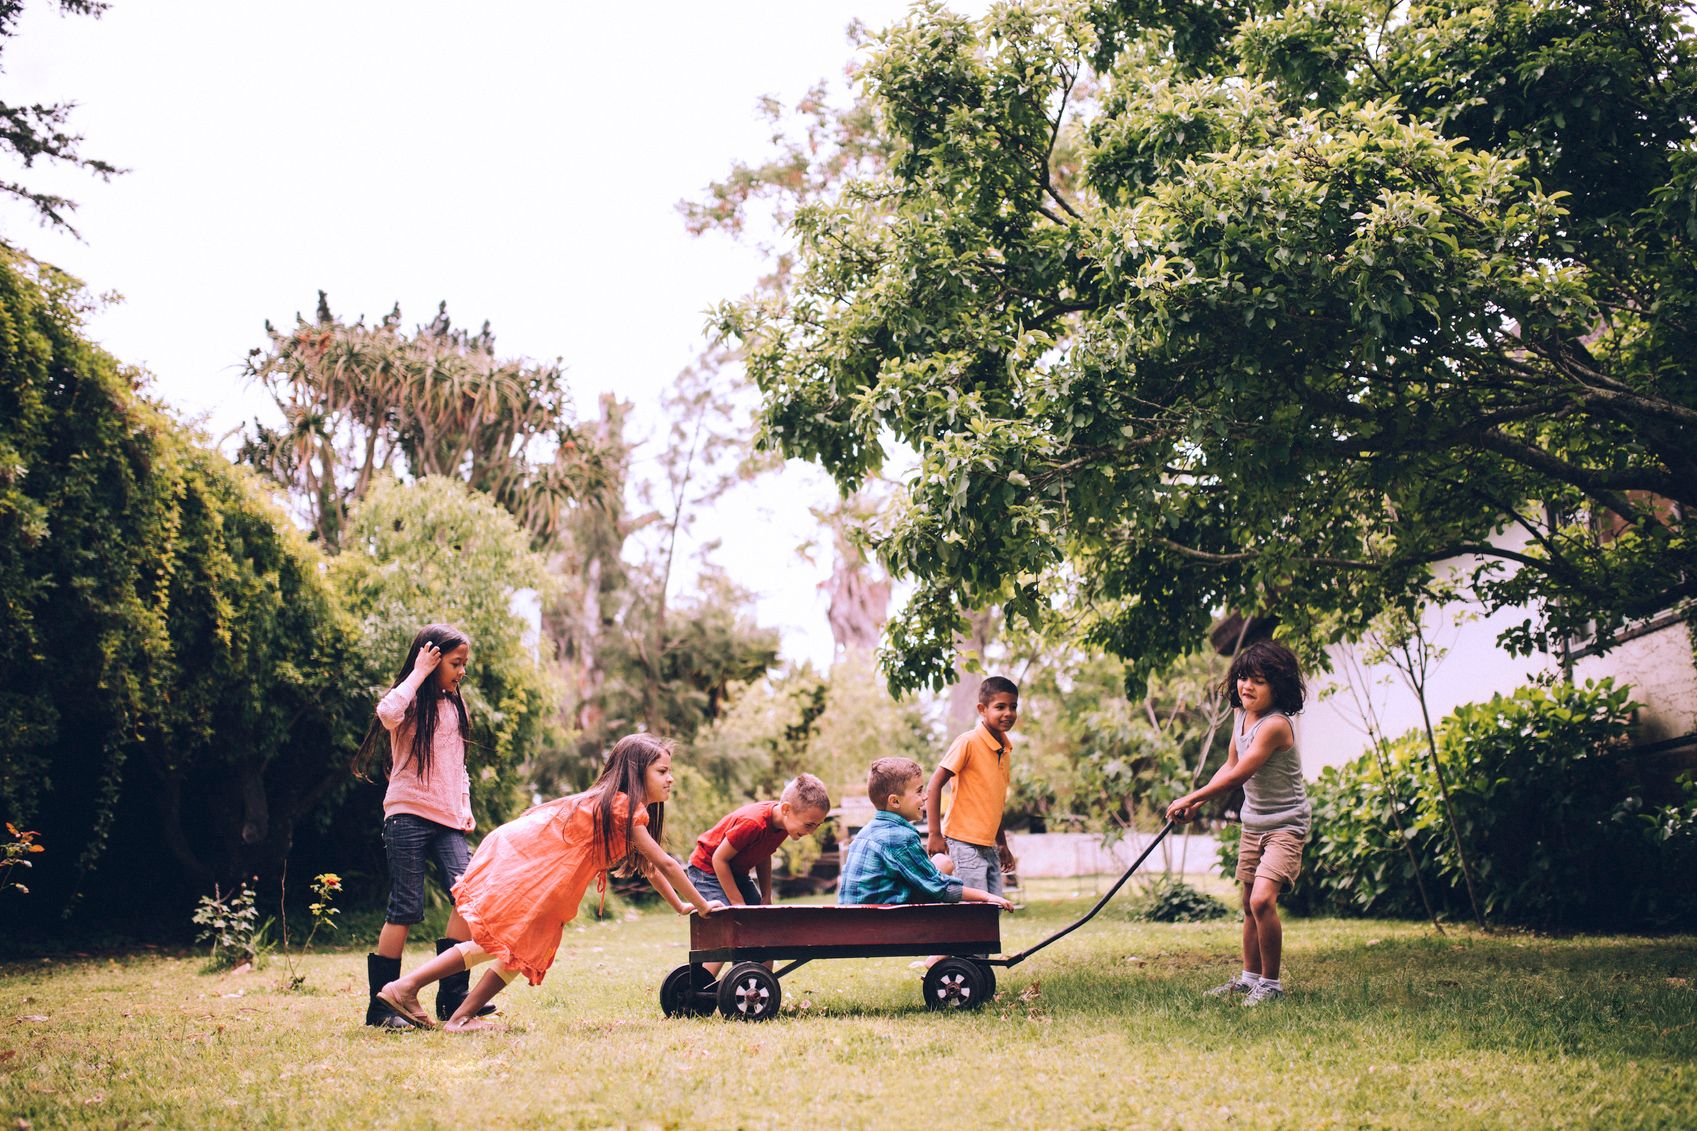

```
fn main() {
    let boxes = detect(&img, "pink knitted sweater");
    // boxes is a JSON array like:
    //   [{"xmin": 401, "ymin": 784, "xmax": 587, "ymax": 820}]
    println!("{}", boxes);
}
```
[{"xmin": 378, "ymin": 683, "xmax": 474, "ymax": 832}]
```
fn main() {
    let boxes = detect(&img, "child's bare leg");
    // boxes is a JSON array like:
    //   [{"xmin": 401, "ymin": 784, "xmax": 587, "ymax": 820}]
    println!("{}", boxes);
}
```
[
  {"xmin": 1247, "ymin": 877, "xmax": 1283, "ymax": 980},
  {"xmin": 376, "ymin": 921, "xmax": 410, "ymax": 960},
  {"xmin": 443, "ymin": 909, "xmax": 471, "ymax": 943},
  {"xmin": 378, "ymin": 944, "xmax": 469, "ymax": 1027},
  {"xmin": 1240, "ymin": 882, "xmax": 1263, "ymax": 976},
  {"xmin": 444, "ymin": 966, "xmax": 515, "ymax": 1032}
]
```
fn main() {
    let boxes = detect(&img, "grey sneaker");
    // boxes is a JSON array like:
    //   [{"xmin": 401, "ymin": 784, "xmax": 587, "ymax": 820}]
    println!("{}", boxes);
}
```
[
  {"xmin": 1241, "ymin": 982, "xmax": 1285, "ymax": 1006},
  {"xmin": 1206, "ymin": 977, "xmax": 1253, "ymax": 997}
]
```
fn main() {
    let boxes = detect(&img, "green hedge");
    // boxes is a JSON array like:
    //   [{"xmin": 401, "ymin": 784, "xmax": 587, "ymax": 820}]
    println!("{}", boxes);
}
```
[
  {"xmin": 1, "ymin": 253, "xmax": 559, "ymax": 931},
  {"xmin": 1220, "ymin": 679, "xmax": 1697, "ymax": 929},
  {"xmin": 0, "ymin": 251, "xmax": 368, "ymax": 925}
]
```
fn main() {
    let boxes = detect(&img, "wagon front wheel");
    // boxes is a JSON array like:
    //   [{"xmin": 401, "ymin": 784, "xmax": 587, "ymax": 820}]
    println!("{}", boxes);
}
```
[
  {"xmin": 923, "ymin": 957, "xmax": 988, "ymax": 1011},
  {"xmin": 717, "ymin": 962, "xmax": 781, "ymax": 1021},
  {"xmin": 660, "ymin": 964, "xmax": 716, "ymax": 1017}
]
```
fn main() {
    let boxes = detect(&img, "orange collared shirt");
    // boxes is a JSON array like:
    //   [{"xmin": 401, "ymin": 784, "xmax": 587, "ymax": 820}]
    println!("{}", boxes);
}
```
[{"xmin": 939, "ymin": 721, "xmax": 1013, "ymax": 847}]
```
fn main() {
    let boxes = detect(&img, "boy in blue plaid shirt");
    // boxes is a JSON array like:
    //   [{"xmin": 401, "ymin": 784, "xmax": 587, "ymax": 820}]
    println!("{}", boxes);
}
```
[{"xmin": 839, "ymin": 757, "xmax": 1014, "ymax": 909}]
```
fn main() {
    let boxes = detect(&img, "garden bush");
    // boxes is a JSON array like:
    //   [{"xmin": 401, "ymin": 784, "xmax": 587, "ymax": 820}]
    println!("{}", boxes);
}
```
[
  {"xmin": 1225, "ymin": 679, "xmax": 1697, "ymax": 929},
  {"xmin": 1127, "ymin": 875, "xmax": 1230, "ymax": 923}
]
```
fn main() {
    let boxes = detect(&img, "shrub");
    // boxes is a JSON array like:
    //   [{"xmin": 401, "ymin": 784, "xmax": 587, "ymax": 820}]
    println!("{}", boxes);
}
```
[
  {"xmin": 1128, "ymin": 874, "xmax": 1230, "ymax": 923},
  {"xmin": 192, "ymin": 880, "xmax": 269, "ymax": 969},
  {"xmin": 1257, "ymin": 679, "xmax": 1697, "ymax": 929}
]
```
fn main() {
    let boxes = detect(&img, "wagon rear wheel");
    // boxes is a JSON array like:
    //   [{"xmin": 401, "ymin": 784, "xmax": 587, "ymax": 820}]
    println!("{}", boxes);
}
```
[
  {"xmin": 717, "ymin": 962, "xmax": 781, "ymax": 1021},
  {"xmin": 923, "ymin": 957, "xmax": 989, "ymax": 1011},
  {"xmin": 660, "ymin": 963, "xmax": 716, "ymax": 1017}
]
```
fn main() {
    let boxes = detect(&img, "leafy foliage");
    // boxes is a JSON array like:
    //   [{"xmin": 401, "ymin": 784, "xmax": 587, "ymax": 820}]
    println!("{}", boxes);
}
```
[
  {"xmin": 240, "ymin": 294, "xmax": 606, "ymax": 551},
  {"xmin": 1259, "ymin": 679, "xmax": 1697, "ymax": 928},
  {"xmin": 710, "ymin": 0, "xmax": 1697, "ymax": 693},
  {"xmin": 0, "ymin": 1, "xmax": 123, "ymax": 237},
  {"xmin": 1126, "ymin": 874, "xmax": 1230, "ymax": 922},
  {"xmin": 0, "ymin": 822, "xmax": 43, "ymax": 896},
  {"xmin": 0, "ymin": 250, "xmax": 370, "ymax": 924},
  {"xmin": 1009, "ymin": 650, "xmax": 1230, "ymax": 833},
  {"xmin": 329, "ymin": 475, "xmax": 559, "ymax": 831},
  {"xmin": 191, "ymin": 880, "xmax": 268, "ymax": 969}
]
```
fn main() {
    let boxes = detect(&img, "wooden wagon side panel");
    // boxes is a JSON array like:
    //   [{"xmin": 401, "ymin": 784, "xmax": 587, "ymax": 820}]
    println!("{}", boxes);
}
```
[{"xmin": 689, "ymin": 904, "xmax": 1001, "ymax": 962}]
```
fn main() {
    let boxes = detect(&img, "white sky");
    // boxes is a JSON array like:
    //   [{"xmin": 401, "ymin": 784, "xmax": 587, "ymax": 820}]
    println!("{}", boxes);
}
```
[{"xmin": 3, "ymin": 0, "xmax": 967, "ymax": 668}]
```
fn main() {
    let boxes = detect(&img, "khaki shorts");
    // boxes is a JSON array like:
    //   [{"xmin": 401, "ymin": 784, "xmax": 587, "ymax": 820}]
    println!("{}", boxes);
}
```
[{"xmin": 1236, "ymin": 827, "xmax": 1307, "ymax": 892}]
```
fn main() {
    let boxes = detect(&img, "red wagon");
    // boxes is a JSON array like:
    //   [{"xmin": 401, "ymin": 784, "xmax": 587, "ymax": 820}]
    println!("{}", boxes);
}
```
[{"xmin": 658, "ymin": 821, "xmax": 1175, "ymax": 1020}]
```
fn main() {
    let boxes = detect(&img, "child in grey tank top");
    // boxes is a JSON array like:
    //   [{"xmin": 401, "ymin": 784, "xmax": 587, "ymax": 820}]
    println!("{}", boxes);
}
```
[
  {"xmin": 1167, "ymin": 639, "xmax": 1310, "ymax": 1006},
  {"xmin": 1239, "ymin": 712, "xmax": 1311, "ymax": 836}
]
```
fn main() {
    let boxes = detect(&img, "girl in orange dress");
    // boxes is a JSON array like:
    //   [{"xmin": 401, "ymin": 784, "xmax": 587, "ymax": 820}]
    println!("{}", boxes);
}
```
[{"xmin": 377, "ymin": 733, "xmax": 720, "ymax": 1032}]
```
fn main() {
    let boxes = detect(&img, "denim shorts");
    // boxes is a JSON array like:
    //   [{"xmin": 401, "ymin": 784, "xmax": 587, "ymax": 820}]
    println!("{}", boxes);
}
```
[
  {"xmin": 382, "ymin": 813, "xmax": 471, "ymax": 925},
  {"xmin": 945, "ymin": 837, "xmax": 1005, "ymax": 898},
  {"xmin": 685, "ymin": 863, "xmax": 762, "ymax": 906}
]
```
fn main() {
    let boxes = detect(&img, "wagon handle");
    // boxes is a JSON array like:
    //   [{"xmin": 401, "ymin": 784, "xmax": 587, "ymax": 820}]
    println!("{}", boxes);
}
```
[{"xmin": 991, "ymin": 821, "xmax": 1175, "ymax": 969}]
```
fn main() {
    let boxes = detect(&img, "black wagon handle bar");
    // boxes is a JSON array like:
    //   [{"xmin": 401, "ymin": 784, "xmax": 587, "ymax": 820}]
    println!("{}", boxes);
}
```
[{"xmin": 990, "ymin": 820, "xmax": 1177, "ymax": 969}]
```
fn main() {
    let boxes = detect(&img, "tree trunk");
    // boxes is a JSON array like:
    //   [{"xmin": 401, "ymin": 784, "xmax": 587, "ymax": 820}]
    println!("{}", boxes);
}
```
[
  {"xmin": 945, "ymin": 608, "xmax": 998, "ymax": 739},
  {"xmin": 1417, "ymin": 695, "xmax": 1488, "ymax": 930}
]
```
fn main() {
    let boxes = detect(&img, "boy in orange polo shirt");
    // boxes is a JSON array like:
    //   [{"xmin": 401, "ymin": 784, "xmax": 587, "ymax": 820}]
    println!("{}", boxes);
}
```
[{"xmin": 925, "ymin": 676, "xmax": 1019, "ymax": 900}]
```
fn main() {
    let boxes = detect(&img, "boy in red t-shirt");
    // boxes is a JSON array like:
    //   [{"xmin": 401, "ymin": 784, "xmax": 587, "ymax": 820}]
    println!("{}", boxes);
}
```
[{"xmin": 687, "ymin": 774, "xmax": 832, "ymax": 911}]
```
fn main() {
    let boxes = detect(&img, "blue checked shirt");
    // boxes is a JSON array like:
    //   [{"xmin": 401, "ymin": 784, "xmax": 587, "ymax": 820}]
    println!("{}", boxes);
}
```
[{"xmin": 837, "ymin": 810, "xmax": 965, "ymax": 905}]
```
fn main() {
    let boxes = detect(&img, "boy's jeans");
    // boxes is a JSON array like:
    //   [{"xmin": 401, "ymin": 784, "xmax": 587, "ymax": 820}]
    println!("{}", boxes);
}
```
[{"xmin": 945, "ymin": 837, "xmax": 1004, "ymax": 898}]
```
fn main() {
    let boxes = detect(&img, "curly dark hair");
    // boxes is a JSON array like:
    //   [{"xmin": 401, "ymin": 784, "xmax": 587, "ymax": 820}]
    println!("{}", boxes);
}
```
[{"xmin": 1221, "ymin": 639, "xmax": 1306, "ymax": 715}]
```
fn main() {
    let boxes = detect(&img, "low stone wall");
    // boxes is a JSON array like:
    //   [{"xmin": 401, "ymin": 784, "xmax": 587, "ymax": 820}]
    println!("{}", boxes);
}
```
[{"xmin": 1006, "ymin": 829, "xmax": 1222, "ymax": 878}]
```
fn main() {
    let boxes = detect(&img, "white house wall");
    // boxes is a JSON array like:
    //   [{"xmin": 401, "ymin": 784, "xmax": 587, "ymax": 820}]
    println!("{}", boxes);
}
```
[
  {"xmin": 1571, "ymin": 619, "xmax": 1697, "ymax": 746},
  {"xmin": 1298, "ymin": 536, "xmax": 1697, "ymax": 777}
]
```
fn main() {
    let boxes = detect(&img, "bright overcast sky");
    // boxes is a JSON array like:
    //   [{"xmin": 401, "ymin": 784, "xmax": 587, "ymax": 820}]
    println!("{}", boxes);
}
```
[{"xmin": 4, "ymin": 0, "xmax": 974, "ymax": 667}]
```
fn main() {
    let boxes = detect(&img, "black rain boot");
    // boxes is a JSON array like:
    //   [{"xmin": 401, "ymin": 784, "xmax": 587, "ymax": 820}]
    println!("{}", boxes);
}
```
[
  {"xmin": 434, "ymin": 938, "xmax": 497, "ymax": 1021},
  {"xmin": 365, "ymin": 953, "xmax": 418, "ymax": 1030}
]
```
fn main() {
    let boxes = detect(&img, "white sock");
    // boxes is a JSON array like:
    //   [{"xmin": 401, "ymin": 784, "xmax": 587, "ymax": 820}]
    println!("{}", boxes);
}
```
[
  {"xmin": 1240, "ymin": 970, "xmax": 1262, "ymax": 985},
  {"xmin": 1260, "ymin": 977, "xmax": 1282, "ymax": 991}
]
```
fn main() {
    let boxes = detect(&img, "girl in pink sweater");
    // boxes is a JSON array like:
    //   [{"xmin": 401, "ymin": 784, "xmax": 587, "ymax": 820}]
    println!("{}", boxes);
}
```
[{"xmin": 351, "ymin": 623, "xmax": 487, "ymax": 1030}]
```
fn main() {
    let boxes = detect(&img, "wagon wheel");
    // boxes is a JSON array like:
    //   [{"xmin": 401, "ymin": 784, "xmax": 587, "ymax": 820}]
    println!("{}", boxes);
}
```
[
  {"xmin": 717, "ymin": 962, "xmax": 782, "ymax": 1021},
  {"xmin": 923, "ymin": 957, "xmax": 988, "ymax": 1011},
  {"xmin": 659, "ymin": 964, "xmax": 716, "ymax": 1017},
  {"xmin": 975, "ymin": 960, "xmax": 997, "ymax": 1001}
]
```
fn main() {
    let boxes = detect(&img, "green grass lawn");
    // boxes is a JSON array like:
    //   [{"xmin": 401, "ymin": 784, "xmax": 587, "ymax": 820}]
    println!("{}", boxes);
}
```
[{"xmin": 2, "ymin": 886, "xmax": 1694, "ymax": 1130}]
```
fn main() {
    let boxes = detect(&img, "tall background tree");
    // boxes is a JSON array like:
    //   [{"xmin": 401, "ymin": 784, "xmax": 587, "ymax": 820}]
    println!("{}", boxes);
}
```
[
  {"xmin": 708, "ymin": 0, "xmax": 1697, "ymax": 693},
  {"xmin": 239, "ymin": 293, "xmax": 607, "ymax": 551}
]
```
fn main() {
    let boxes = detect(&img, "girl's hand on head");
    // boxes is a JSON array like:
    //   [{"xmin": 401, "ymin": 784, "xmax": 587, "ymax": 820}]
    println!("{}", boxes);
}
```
[{"xmin": 416, "ymin": 641, "xmax": 443, "ymax": 676}]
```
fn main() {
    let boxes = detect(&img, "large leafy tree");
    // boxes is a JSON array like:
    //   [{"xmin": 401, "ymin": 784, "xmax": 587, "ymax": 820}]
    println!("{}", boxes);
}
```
[{"xmin": 712, "ymin": 0, "xmax": 1697, "ymax": 692}]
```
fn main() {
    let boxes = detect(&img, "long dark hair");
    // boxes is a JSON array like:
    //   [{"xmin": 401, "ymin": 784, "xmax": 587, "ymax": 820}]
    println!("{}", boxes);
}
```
[
  {"xmin": 351, "ymin": 623, "xmax": 472, "ymax": 784},
  {"xmin": 583, "ymin": 733, "xmax": 670, "ymax": 875},
  {"xmin": 1221, "ymin": 639, "xmax": 1307, "ymax": 715}
]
